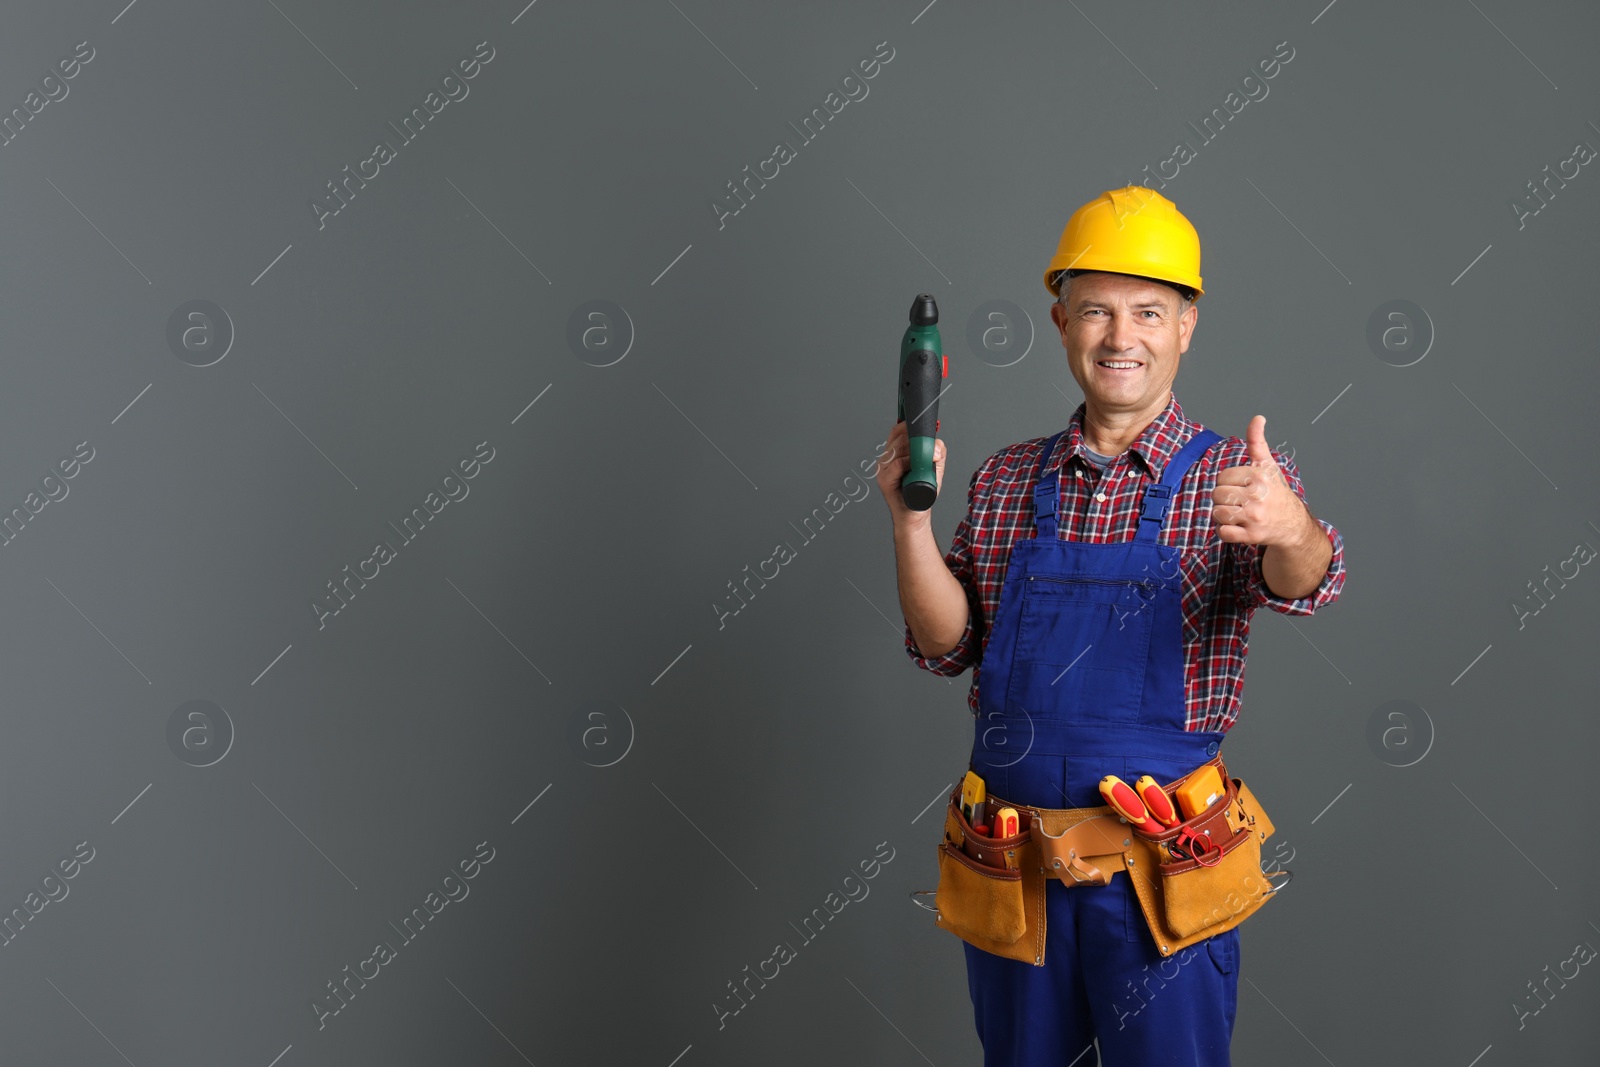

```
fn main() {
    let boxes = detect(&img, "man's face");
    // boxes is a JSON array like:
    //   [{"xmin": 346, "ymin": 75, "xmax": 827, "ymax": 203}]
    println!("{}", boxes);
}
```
[{"xmin": 1049, "ymin": 271, "xmax": 1197, "ymax": 414}]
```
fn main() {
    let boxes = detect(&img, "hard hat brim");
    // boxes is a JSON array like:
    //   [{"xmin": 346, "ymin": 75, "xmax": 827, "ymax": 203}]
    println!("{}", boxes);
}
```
[{"xmin": 1047, "ymin": 266, "xmax": 1203, "ymax": 301}]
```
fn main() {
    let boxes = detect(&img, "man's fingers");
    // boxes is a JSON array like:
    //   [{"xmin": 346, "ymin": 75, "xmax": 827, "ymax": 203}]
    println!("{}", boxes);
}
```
[
  {"xmin": 884, "ymin": 422, "xmax": 907, "ymax": 458},
  {"xmin": 1212, "ymin": 504, "xmax": 1250, "ymax": 527},
  {"xmin": 1210, "ymin": 485, "xmax": 1252, "ymax": 508},
  {"xmin": 1213, "ymin": 466, "xmax": 1255, "ymax": 487},
  {"xmin": 1213, "ymin": 508, "xmax": 1257, "ymax": 541},
  {"xmin": 876, "ymin": 423, "xmax": 908, "ymax": 488}
]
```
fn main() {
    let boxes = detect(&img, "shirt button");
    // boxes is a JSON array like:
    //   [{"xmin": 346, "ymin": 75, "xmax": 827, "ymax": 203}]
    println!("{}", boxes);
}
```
[
  {"xmin": 1095, "ymin": 492, "xmax": 1107, "ymax": 502},
  {"xmin": 1206, "ymin": 741, "xmax": 1219, "ymax": 756}
]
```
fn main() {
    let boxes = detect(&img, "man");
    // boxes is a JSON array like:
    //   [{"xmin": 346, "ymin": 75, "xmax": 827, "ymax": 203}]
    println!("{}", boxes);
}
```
[{"xmin": 878, "ymin": 186, "xmax": 1345, "ymax": 1065}]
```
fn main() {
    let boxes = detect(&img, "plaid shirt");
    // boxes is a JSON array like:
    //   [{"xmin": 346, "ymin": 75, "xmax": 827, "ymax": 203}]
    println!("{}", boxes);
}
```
[{"xmin": 903, "ymin": 393, "xmax": 1345, "ymax": 733}]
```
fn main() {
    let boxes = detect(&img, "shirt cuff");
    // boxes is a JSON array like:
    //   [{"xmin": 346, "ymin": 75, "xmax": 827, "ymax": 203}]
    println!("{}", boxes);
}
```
[
  {"xmin": 904, "ymin": 609, "xmax": 979, "ymax": 676},
  {"xmin": 1245, "ymin": 518, "xmax": 1345, "ymax": 616}
]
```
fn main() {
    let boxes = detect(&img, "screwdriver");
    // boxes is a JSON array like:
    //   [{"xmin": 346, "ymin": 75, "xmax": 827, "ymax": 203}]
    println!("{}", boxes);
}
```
[
  {"xmin": 992, "ymin": 807, "xmax": 1020, "ymax": 838},
  {"xmin": 1099, "ymin": 775, "xmax": 1166, "ymax": 835},
  {"xmin": 1134, "ymin": 775, "xmax": 1180, "ymax": 828}
]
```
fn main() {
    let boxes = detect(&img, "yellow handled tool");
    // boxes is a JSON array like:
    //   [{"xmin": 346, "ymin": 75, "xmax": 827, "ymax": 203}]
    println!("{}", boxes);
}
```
[
  {"xmin": 1134, "ymin": 775, "xmax": 1180, "ymax": 828},
  {"xmin": 960, "ymin": 770, "xmax": 987, "ymax": 826},
  {"xmin": 1099, "ymin": 775, "xmax": 1165, "ymax": 835},
  {"xmin": 992, "ymin": 807, "xmax": 1020, "ymax": 838}
]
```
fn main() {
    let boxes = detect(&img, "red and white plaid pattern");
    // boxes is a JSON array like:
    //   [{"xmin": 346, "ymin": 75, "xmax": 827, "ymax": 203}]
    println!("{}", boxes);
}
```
[{"xmin": 903, "ymin": 394, "xmax": 1346, "ymax": 733}]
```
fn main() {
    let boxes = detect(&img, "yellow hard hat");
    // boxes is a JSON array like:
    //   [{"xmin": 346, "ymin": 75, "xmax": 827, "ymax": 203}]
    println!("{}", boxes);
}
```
[{"xmin": 1043, "ymin": 185, "xmax": 1204, "ymax": 300}]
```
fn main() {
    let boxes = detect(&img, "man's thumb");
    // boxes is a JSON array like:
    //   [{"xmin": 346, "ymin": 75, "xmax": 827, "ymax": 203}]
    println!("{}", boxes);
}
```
[{"xmin": 1246, "ymin": 415, "xmax": 1274, "ymax": 464}]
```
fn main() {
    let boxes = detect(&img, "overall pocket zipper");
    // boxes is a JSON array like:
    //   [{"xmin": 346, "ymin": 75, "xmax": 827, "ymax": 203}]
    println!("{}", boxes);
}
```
[{"xmin": 1027, "ymin": 575, "xmax": 1157, "ymax": 593}]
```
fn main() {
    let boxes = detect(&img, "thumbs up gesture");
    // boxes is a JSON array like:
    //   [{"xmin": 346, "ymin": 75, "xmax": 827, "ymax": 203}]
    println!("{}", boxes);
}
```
[{"xmin": 1211, "ymin": 415, "xmax": 1309, "ymax": 546}]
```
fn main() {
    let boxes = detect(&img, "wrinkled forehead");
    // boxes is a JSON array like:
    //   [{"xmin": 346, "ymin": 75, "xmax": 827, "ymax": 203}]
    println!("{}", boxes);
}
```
[{"xmin": 1063, "ymin": 271, "xmax": 1187, "ymax": 307}]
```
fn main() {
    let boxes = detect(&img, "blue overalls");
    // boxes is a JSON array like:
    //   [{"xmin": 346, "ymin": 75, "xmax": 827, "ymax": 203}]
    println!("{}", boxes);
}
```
[{"xmin": 962, "ymin": 425, "xmax": 1240, "ymax": 1066}]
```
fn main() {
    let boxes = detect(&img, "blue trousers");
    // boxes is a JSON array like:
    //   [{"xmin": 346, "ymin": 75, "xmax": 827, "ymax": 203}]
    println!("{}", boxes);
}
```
[{"xmin": 963, "ymin": 866, "xmax": 1240, "ymax": 1065}]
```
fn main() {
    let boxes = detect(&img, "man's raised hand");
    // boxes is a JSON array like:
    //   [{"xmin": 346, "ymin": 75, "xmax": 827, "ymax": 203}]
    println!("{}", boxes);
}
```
[{"xmin": 1211, "ymin": 415, "xmax": 1309, "ymax": 547}]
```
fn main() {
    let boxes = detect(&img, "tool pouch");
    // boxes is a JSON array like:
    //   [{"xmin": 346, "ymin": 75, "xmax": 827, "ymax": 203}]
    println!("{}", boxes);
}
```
[
  {"xmin": 925, "ymin": 783, "xmax": 1047, "ymax": 966},
  {"xmin": 1121, "ymin": 755, "xmax": 1283, "ymax": 957},
  {"xmin": 920, "ymin": 779, "xmax": 1133, "ymax": 966}
]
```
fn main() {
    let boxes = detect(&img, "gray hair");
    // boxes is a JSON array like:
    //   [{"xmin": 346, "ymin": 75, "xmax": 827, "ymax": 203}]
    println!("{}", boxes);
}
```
[{"xmin": 1054, "ymin": 270, "xmax": 1194, "ymax": 315}]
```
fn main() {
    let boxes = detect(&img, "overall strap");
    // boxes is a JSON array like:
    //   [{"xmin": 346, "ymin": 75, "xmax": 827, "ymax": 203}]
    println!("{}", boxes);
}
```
[
  {"xmin": 1032, "ymin": 431, "xmax": 1068, "ymax": 539},
  {"xmin": 1134, "ymin": 427, "xmax": 1222, "ymax": 543}
]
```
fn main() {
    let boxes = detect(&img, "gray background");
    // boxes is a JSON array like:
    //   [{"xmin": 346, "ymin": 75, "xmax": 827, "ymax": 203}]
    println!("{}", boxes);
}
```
[{"xmin": 0, "ymin": 0, "xmax": 1595, "ymax": 1064}]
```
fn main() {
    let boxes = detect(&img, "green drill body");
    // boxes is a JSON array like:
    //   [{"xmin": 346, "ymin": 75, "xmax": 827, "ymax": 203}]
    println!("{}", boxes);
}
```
[{"xmin": 898, "ymin": 294, "xmax": 945, "ymax": 511}]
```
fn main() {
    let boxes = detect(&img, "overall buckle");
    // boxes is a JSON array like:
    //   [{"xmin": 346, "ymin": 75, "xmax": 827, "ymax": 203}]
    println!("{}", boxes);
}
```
[{"xmin": 1141, "ymin": 482, "xmax": 1174, "ymax": 521}]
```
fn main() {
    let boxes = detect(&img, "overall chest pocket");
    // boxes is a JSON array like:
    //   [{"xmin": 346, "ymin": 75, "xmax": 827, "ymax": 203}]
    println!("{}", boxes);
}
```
[{"xmin": 1004, "ymin": 575, "xmax": 1157, "ymax": 723}]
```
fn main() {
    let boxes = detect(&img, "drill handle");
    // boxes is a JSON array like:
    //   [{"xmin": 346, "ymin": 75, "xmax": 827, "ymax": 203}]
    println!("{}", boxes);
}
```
[
  {"xmin": 901, "ymin": 348, "xmax": 940, "ymax": 441},
  {"xmin": 899, "ymin": 348, "xmax": 941, "ymax": 511}
]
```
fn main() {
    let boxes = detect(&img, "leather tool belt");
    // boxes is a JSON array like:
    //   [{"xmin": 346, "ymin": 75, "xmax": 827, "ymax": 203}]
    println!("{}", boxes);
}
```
[{"xmin": 911, "ymin": 754, "xmax": 1287, "ymax": 966}]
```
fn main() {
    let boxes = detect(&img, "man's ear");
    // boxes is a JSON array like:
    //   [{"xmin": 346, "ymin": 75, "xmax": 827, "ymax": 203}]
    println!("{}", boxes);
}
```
[
  {"xmin": 1177, "ymin": 302, "xmax": 1198, "ymax": 354},
  {"xmin": 1050, "ymin": 301, "xmax": 1069, "ymax": 338}
]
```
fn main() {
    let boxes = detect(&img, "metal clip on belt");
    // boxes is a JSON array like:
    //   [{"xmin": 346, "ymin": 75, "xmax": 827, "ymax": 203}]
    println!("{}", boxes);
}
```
[{"xmin": 1027, "ymin": 808, "xmax": 1132, "ymax": 888}]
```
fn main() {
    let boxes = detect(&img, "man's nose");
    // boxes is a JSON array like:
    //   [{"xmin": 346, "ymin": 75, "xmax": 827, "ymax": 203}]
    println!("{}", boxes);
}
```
[{"xmin": 1104, "ymin": 309, "xmax": 1139, "ymax": 352}]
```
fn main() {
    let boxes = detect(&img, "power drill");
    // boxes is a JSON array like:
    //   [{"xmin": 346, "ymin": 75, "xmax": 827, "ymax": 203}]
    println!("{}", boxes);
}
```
[{"xmin": 897, "ymin": 293, "xmax": 946, "ymax": 511}]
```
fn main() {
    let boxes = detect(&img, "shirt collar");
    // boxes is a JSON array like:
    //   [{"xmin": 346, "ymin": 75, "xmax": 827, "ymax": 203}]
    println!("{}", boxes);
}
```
[{"xmin": 1061, "ymin": 393, "xmax": 1196, "ymax": 483}]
